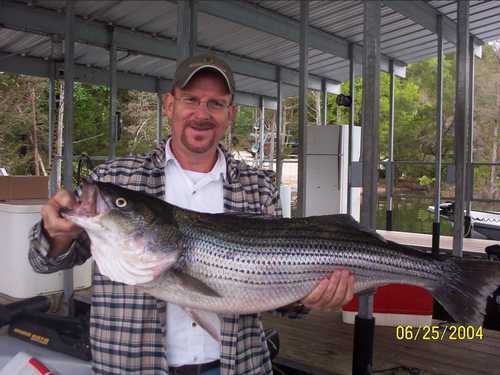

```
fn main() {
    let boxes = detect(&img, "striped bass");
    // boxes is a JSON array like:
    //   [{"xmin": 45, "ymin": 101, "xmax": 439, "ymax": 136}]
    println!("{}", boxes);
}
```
[{"xmin": 63, "ymin": 181, "xmax": 500, "ymax": 329}]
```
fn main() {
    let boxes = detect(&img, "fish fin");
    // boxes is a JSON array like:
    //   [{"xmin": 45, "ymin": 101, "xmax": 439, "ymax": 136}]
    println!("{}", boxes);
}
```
[
  {"xmin": 433, "ymin": 258, "xmax": 500, "ymax": 325},
  {"xmin": 172, "ymin": 270, "xmax": 221, "ymax": 298},
  {"xmin": 218, "ymin": 211, "xmax": 276, "ymax": 219},
  {"xmin": 183, "ymin": 308, "xmax": 221, "ymax": 342}
]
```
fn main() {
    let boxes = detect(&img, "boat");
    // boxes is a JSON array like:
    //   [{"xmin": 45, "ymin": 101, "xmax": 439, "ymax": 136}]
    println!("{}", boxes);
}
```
[{"xmin": 427, "ymin": 202, "xmax": 500, "ymax": 240}]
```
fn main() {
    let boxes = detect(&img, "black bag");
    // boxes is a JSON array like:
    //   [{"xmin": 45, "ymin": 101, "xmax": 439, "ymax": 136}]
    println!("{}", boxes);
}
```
[{"xmin": 484, "ymin": 245, "xmax": 500, "ymax": 330}]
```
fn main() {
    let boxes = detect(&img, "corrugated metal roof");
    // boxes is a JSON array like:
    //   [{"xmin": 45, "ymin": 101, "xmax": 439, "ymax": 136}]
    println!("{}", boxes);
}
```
[
  {"xmin": 431, "ymin": 0, "xmax": 500, "ymax": 42},
  {"xmin": 0, "ymin": 29, "xmax": 50, "ymax": 56},
  {"xmin": 1, "ymin": 0, "xmax": 499, "ymax": 100}
]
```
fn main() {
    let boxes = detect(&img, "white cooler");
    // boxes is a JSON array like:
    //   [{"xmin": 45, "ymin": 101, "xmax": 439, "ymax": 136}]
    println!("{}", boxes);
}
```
[
  {"xmin": 0, "ymin": 200, "xmax": 92, "ymax": 299},
  {"xmin": 0, "ymin": 334, "xmax": 91, "ymax": 374}
]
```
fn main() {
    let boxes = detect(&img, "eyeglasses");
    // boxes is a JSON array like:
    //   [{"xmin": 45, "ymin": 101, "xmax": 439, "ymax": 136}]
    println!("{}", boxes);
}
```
[{"xmin": 174, "ymin": 96, "xmax": 231, "ymax": 113}]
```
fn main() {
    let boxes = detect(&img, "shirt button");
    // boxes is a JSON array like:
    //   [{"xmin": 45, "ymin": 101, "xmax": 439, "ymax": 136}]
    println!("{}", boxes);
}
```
[{"xmin": 192, "ymin": 322, "xmax": 197, "ymax": 327}]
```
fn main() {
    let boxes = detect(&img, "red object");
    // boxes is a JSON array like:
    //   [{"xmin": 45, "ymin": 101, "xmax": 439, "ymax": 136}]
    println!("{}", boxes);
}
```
[
  {"xmin": 28, "ymin": 358, "xmax": 54, "ymax": 375},
  {"xmin": 343, "ymin": 284, "xmax": 433, "ymax": 315}
]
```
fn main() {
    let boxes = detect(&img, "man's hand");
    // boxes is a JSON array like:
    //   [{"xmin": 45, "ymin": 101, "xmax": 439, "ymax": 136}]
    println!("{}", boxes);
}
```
[
  {"xmin": 302, "ymin": 270, "xmax": 354, "ymax": 312},
  {"xmin": 41, "ymin": 190, "xmax": 83, "ymax": 257}
]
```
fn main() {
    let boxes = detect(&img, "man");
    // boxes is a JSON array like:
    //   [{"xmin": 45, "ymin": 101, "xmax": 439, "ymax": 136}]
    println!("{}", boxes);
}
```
[{"xmin": 28, "ymin": 54, "xmax": 354, "ymax": 375}]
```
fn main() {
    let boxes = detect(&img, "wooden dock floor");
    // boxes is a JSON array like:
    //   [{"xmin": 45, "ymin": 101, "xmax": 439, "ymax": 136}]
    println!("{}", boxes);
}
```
[
  {"xmin": 263, "ymin": 311, "xmax": 500, "ymax": 375},
  {"xmin": 3, "ymin": 292, "xmax": 500, "ymax": 374}
]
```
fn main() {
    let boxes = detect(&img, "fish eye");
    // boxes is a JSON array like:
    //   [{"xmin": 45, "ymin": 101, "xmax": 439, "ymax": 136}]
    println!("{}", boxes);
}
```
[{"xmin": 115, "ymin": 197, "xmax": 127, "ymax": 208}]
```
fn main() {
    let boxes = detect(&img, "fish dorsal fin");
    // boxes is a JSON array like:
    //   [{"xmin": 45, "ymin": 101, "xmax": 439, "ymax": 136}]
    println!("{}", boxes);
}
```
[
  {"xmin": 177, "ymin": 208, "xmax": 386, "ymax": 246},
  {"xmin": 307, "ymin": 214, "xmax": 387, "ymax": 245},
  {"xmin": 209, "ymin": 209, "xmax": 278, "ymax": 221},
  {"xmin": 222, "ymin": 211, "xmax": 273, "ymax": 219}
]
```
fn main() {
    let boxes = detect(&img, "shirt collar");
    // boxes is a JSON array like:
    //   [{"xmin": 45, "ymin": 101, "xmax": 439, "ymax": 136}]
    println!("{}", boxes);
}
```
[{"xmin": 165, "ymin": 139, "xmax": 227, "ymax": 182}]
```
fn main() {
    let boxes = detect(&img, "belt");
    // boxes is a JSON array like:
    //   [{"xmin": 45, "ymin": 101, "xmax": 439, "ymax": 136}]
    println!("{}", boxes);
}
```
[{"xmin": 169, "ymin": 360, "xmax": 220, "ymax": 375}]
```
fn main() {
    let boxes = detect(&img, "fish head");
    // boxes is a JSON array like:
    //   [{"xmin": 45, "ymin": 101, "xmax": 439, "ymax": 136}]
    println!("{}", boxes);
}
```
[{"xmin": 61, "ymin": 181, "xmax": 182, "ymax": 285}]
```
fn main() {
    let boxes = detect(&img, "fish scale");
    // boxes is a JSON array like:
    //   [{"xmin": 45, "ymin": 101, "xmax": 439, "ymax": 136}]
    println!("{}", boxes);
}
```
[
  {"xmin": 142, "ymin": 219, "xmax": 447, "ymax": 314},
  {"xmin": 181, "ymin": 222, "xmax": 443, "ymax": 279},
  {"xmin": 64, "ymin": 181, "xmax": 500, "ymax": 324}
]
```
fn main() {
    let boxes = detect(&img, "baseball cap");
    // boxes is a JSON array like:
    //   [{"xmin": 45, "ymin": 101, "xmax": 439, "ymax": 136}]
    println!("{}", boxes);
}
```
[{"xmin": 173, "ymin": 54, "xmax": 235, "ymax": 94}]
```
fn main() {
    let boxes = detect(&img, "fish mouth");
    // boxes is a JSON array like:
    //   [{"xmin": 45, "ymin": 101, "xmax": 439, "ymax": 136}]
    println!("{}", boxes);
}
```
[{"xmin": 61, "ymin": 181, "xmax": 112, "ymax": 219}]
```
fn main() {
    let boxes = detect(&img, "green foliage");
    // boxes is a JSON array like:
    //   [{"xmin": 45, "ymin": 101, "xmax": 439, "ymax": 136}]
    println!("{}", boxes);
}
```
[
  {"xmin": 0, "ymin": 75, "xmax": 161, "ymax": 177},
  {"xmin": 0, "ymin": 73, "xmax": 49, "ymax": 174},
  {"xmin": 233, "ymin": 105, "xmax": 256, "ymax": 150},
  {"xmin": 473, "ymin": 43, "xmax": 500, "ymax": 199},
  {"xmin": 0, "ymin": 44, "xmax": 498, "ymax": 202},
  {"xmin": 417, "ymin": 175, "xmax": 435, "ymax": 187},
  {"xmin": 73, "ymin": 83, "xmax": 110, "ymax": 157},
  {"xmin": 321, "ymin": 52, "xmax": 458, "ymax": 179}
]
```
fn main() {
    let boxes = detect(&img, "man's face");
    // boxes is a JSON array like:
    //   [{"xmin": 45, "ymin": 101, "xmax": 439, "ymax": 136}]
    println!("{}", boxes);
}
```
[{"xmin": 164, "ymin": 71, "xmax": 236, "ymax": 157}]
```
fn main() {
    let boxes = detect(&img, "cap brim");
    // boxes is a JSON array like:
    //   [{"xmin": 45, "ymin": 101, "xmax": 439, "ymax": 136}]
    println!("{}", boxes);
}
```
[{"xmin": 181, "ymin": 65, "xmax": 233, "ymax": 93}]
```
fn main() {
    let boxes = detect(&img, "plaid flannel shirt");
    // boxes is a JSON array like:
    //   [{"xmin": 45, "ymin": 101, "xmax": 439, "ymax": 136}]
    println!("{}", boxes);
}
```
[{"xmin": 28, "ymin": 142, "xmax": 282, "ymax": 375}]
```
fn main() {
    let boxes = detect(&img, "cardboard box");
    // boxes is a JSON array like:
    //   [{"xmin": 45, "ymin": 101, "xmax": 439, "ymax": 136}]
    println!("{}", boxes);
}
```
[{"xmin": 0, "ymin": 176, "xmax": 49, "ymax": 201}]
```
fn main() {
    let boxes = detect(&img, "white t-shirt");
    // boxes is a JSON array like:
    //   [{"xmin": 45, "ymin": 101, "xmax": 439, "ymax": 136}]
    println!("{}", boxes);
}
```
[{"xmin": 164, "ymin": 140, "xmax": 225, "ymax": 366}]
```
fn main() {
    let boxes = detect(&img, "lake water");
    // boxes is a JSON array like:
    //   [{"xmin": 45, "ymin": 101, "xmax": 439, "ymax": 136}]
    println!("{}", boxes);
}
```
[
  {"xmin": 377, "ymin": 196, "xmax": 500, "ymax": 236},
  {"xmin": 377, "ymin": 196, "xmax": 454, "ymax": 235},
  {"xmin": 287, "ymin": 182, "xmax": 498, "ymax": 237}
]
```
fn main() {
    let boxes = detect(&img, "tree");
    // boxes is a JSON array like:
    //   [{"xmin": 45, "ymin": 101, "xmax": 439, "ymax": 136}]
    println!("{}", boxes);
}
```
[
  {"xmin": 0, "ymin": 46, "xmax": 498, "ymax": 204},
  {"xmin": 474, "ymin": 43, "xmax": 500, "ymax": 199},
  {"xmin": 0, "ymin": 73, "xmax": 48, "ymax": 175}
]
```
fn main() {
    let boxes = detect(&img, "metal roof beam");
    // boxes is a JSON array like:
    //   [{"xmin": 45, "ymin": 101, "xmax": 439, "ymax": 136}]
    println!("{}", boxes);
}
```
[
  {"xmin": 0, "ymin": 52, "xmax": 275, "ymax": 108},
  {"xmin": 384, "ymin": 0, "xmax": 484, "ymax": 55},
  {"xmin": 0, "ymin": 51, "xmax": 164, "ymax": 92},
  {"xmin": 0, "ymin": 1, "xmax": 175, "ymax": 58},
  {"xmin": 0, "ymin": 0, "xmax": 340, "ymax": 92},
  {"xmin": 195, "ymin": 0, "xmax": 406, "ymax": 76}
]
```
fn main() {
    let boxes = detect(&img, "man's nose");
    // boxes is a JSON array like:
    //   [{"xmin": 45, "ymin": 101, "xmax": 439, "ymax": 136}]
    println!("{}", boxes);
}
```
[{"xmin": 192, "ymin": 101, "xmax": 212, "ymax": 118}]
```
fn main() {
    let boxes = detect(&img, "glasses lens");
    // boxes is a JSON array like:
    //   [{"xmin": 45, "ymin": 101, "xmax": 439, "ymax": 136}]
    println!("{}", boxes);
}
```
[
  {"xmin": 207, "ymin": 100, "xmax": 227, "ymax": 111},
  {"xmin": 178, "ymin": 96, "xmax": 228, "ymax": 112},
  {"xmin": 181, "ymin": 96, "xmax": 199, "ymax": 108}
]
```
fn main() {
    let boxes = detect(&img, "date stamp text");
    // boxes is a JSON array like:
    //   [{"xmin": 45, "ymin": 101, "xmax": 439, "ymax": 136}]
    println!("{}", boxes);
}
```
[{"xmin": 395, "ymin": 325, "xmax": 484, "ymax": 341}]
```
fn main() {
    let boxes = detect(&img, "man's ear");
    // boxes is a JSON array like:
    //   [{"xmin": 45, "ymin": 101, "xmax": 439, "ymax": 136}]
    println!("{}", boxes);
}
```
[{"xmin": 164, "ymin": 92, "xmax": 175, "ymax": 120}]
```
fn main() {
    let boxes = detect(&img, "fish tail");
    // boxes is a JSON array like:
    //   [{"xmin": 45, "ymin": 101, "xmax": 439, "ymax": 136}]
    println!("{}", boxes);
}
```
[{"xmin": 433, "ymin": 257, "xmax": 500, "ymax": 325}]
